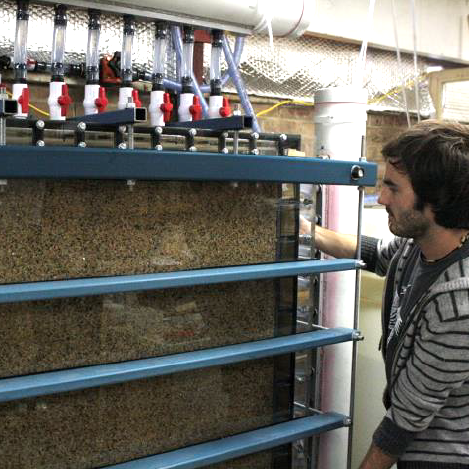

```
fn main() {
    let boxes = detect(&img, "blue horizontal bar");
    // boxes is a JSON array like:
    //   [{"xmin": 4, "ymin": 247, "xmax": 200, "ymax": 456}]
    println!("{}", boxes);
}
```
[
  {"xmin": 104, "ymin": 413, "xmax": 347, "ymax": 469},
  {"xmin": 0, "ymin": 146, "xmax": 377, "ymax": 186},
  {"xmin": 0, "ymin": 259, "xmax": 361, "ymax": 304},
  {"xmin": 0, "ymin": 328, "xmax": 357, "ymax": 403}
]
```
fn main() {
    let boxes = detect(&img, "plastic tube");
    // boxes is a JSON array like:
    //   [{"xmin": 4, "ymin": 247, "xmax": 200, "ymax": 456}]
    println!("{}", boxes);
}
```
[
  {"xmin": 86, "ymin": 10, "xmax": 101, "ymax": 84},
  {"xmin": 222, "ymin": 35, "xmax": 260, "ymax": 133},
  {"xmin": 171, "ymin": 25, "xmax": 209, "ymax": 118},
  {"xmin": 181, "ymin": 25, "xmax": 194, "ymax": 93},
  {"xmin": 210, "ymin": 29, "xmax": 223, "ymax": 95},
  {"xmin": 14, "ymin": 0, "xmax": 29, "ymax": 83},
  {"xmin": 152, "ymin": 22, "xmax": 168, "ymax": 91},
  {"xmin": 162, "ymin": 34, "xmax": 244, "ymax": 93},
  {"xmin": 121, "ymin": 15, "xmax": 135, "ymax": 86},
  {"xmin": 51, "ymin": 4, "xmax": 67, "ymax": 82}
]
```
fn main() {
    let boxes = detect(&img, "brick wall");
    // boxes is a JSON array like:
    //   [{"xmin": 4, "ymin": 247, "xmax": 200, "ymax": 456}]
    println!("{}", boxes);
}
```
[{"xmin": 253, "ymin": 100, "xmax": 415, "ymax": 196}]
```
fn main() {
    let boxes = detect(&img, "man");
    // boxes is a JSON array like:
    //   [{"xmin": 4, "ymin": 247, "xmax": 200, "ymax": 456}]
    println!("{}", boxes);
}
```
[{"xmin": 312, "ymin": 120, "xmax": 469, "ymax": 468}]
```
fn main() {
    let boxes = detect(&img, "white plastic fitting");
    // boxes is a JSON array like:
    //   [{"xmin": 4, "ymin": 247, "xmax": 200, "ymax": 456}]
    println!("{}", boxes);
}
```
[
  {"xmin": 83, "ymin": 83, "xmax": 100, "ymax": 115},
  {"xmin": 118, "ymin": 86, "xmax": 134, "ymax": 110},
  {"xmin": 48, "ymin": 81, "xmax": 67, "ymax": 121},
  {"xmin": 178, "ymin": 92, "xmax": 194, "ymax": 122},
  {"xmin": 149, "ymin": 90, "xmax": 165, "ymax": 126},
  {"xmin": 208, "ymin": 95, "xmax": 223, "ymax": 119},
  {"xmin": 12, "ymin": 82, "xmax": 28, "ymax": 118}
]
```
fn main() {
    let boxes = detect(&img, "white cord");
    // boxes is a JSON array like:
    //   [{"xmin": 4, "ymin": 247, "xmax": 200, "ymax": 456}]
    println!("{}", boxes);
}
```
[
  {"xmin": 410, "ymin": 0, "xmax": 421, "ymax": 122},
  {"xmin": 391, "ymin": 0, "xmax": 411, "ymax": 127},
  {"xmin": 355, "ymin": 0, "xmax": 376, "ymax": 87},
  {"xmin": 254, "ymin": 0, "xmax": 274, "ymax": 50}
]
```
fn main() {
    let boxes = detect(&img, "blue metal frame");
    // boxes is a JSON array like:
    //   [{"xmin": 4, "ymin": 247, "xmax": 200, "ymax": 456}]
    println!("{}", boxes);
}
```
[
  {"xmin": 0, "ymin": 259, "xmax": 361, "ymax": 304},
  {"xmin": 0, "ymin": 146, "xmax": 377, "ymax": 186},
  {"xmin": 103, "ymin": 413, "xmax": 347, "ymax": 469},
  {"xmin": 0, "ymin": 328, "xmax": 357, "ymax": 403}
]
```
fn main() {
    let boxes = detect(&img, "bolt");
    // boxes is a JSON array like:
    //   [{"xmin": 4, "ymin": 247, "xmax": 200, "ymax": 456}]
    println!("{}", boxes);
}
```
[
  {"xmin": 35, "ymin": 120, "xmax": 45, "ymax": 130},
  {"xmin": 36, "ymin": 140, "xmax": 45, "ymax": 147},
  {"xmin": 252, "ymin": 148, "xmax": 259, "ymax": 155},
  {"xmin": 189, "ymin": 128, "xmax": 197, "ymax": 137},
  {"xmin": 352, "ymin": 330, "xmax": 364, "ymax": 341},
  {"xmin": 155, "ymin": 144, "xmax": 163, "ymax": 151},
  {"xmin": 221, "ymin": 147, "xmax": 229, "ymax": 154},
  {"xmin": 155, "ymin": 126, "xmax": 163, "ymax": 135},
  {"xmin": 344, "ymin": 417, "xmax": 352, "ymax": 426},
  {"xmin": 279, "ymin": 133, "xmax": 287, "ymax": 141},
  {"xmin": 351, "ymin": 164, "xmax": 365, "ymax": 180},
  {"xmin": 118, "ymin": 142, "xmax": 127, "ymax": 150},
  {"xmin": 77, "ymin": 141, "xmax": 87, "ymax": 148},
  {"xmin": 358, "ymin": 259, "xmax": 367, "ymax": 269},
  {"xmin": 118, "ymin": 125, "xmax": 126, "ymax": 134},
  {"xmin": 251, "ymin": 132, "xmax": 259, "ymax": 140},
  {"xmin": 222, "ymin": 131, "xmax": 229, "ymax": 138},
  {"xmin": 189, "ymin": 146, "xmax": 197, "ymax": 152},
  {"xmin": 77, "ymin": 122, "xmax": 86, "ymax": 132}
]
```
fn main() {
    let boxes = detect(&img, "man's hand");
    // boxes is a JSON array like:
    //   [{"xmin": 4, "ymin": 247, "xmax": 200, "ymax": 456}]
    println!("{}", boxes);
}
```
[{"xmin": 359, "ymin": 443, "xmax": 397, "ymax": 469}]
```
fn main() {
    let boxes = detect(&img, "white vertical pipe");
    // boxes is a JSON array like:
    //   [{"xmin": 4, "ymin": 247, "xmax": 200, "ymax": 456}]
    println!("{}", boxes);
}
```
[{"xmin": 314, "ymin": 86, "xmax": 368, "ymax": 469}]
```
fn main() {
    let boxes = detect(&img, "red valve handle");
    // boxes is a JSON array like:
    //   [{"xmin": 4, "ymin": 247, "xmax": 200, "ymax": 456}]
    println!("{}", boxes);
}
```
[
  {"xmin": 18, "ymin": 87, "xmax": 30, "ymax": 114},
  {"xmin": 219, "ymin": 96, "xmax": 231, "ymax": 117},
  {"xmin": 189, "ymin": 95, "xmax": 202, "ymax": 121},
  {"xmin": 94, "ymin": 87, "xmax": 108, "ymax": 113},
  {"xmin": 57, "ymin": 84, "xmax": 72, "ymax": 117},
  {"xmin": 160, "ymin": 92, "xmax": 173, "ymax": 122},
  {"xmin": 132, "ymin": 89, "xmax": 142, "ymax": 108}
]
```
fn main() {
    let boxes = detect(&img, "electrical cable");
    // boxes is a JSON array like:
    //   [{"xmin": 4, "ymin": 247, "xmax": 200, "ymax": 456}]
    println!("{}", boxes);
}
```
[{"xmin": 391, "ymin": 0, "xmax": 411, "ymax": 127}]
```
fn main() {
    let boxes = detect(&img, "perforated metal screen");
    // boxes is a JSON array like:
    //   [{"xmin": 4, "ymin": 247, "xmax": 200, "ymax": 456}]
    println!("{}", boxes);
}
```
[{"xmin": 0, "ymin": 0, "xmax": 453, "ymax": 115}]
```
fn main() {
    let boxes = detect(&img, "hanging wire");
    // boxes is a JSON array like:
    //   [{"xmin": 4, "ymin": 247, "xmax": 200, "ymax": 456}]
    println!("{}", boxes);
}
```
[
  {"xmin": 410, "ymin": 0, "xmax": 421, "ymax": 122},
  {"xmin": 391, "ymin": 0, "xmax": 411, "ymax": 127},
  {"xmin": 355, "ymin": 0, "xmax": 376, "ymax": 87}
]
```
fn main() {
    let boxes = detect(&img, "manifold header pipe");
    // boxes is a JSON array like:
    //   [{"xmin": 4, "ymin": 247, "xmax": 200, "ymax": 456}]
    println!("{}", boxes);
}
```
[{"xmin": 64, "ymin": 0, "xmax": 312, "ymax": 37}]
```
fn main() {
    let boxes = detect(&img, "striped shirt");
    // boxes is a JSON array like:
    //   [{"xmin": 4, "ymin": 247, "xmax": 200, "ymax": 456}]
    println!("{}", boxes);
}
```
[{"xmin": 362, "ymin": 235, "xmax": 469, "ymax": 468}]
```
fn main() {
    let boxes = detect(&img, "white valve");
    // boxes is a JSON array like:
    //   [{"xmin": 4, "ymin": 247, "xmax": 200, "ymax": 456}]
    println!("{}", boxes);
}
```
[
  {"xmin": 208, "ymin": 95, "xmax": 224, "ymax": 119},
  {"xmin": 178, "ymin": 92, "xmax": 194, "ymax": 122},
  {"xmin": 83, "ymin": 83, "xmax": 100, "ymax": 115},
  {"xmin": 118, "ymin": 86, "xmax": 134, "ymax": 110},
  {"xmin": 48, "ymin": 81, "xmax": 70, "ymax": 121},
  {"xmin": 149, "ymin": 90, "xmax": 165, "ymax": 126},
  {"xmin": 12, "ymin": 83, "xmax": 28, "ymax": 118}
]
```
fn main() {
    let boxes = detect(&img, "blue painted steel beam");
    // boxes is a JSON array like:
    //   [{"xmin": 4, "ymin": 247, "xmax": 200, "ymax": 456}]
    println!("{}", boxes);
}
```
[
  {"xmin": 0, "ymin": 328, "xmax": 357, "ymax": 403},
  {"xmin": 103, "ymin": 413, "xmax": 347, "ymax": 469},
  {"xmin": 0, "ymin": 259, "xmax": 361, "ymax": 304},
  {"xmin": 0, "ymin": 146, "xmax": 377, "ymax": 186}
]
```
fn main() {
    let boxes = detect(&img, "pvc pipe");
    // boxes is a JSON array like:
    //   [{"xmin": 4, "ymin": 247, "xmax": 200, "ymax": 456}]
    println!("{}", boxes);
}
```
[
  {"xmin": 222, "ymin": 35, "xmax": 260, "ymax": 133},
  {"xmin": 96, "ymin": 0, "xmax": 311, "ymax": 37},
  {"xmin": 313, "ymin": 86, "xmax": 368, "ymax": 469}
]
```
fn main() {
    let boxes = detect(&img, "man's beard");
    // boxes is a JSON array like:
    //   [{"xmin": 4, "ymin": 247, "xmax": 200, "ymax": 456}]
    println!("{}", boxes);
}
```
[{"xmin": 387, "ymin": 206, "xmax": 430, "ymax": 239}]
